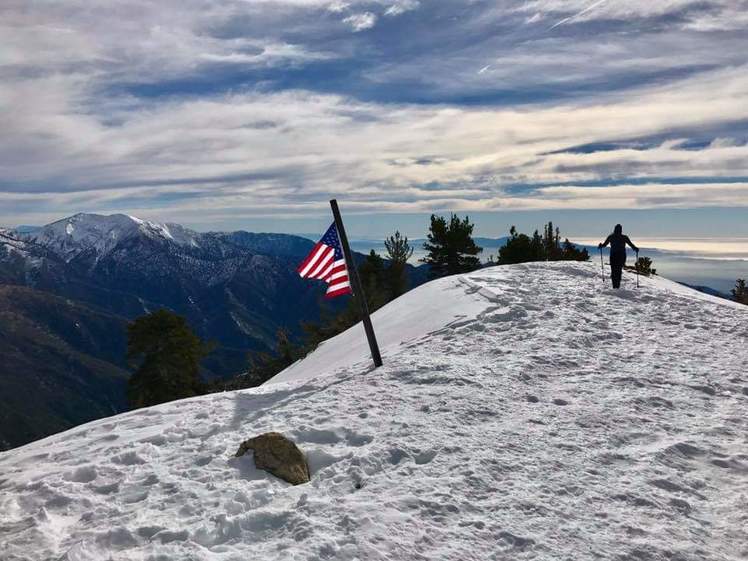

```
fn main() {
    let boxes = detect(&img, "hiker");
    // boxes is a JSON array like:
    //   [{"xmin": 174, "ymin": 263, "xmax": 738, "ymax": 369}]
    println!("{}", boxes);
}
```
[{"xmin": 598, "ymin": 224, "xmax": 639, "ymax": 289}]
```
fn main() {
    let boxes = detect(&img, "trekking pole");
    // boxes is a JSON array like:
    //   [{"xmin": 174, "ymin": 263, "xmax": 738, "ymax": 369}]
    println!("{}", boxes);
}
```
[
  {"xmin": 635, "ymin": 249, "xmax": 640, "ymax": 288},
  {"xmin": 599, "ymin": 247, "xmax": 605, "ymax": 283}
]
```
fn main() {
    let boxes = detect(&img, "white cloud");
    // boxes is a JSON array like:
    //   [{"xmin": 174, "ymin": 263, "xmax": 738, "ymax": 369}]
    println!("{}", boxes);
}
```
[
  {"xmin": 518, "ymin": 0, "xmax": 748, "ymax": 31},
  {"xmin": 384, "ymin": 0, "xmax": 420, "ymax": 17},
  {"xmin": 343, "ymin": 12, "xmax": 378, "ymax": 31},
  {"xmin": 1, "ymin": 0, "xmax": 748, "ymax": 227},
  {"xmin": 2, "ymin": 62, "xmax": 748, "ymax": 225},
  {"xmin": 327, "ymin": 1, "xmax": 350, "ymax": 13}
]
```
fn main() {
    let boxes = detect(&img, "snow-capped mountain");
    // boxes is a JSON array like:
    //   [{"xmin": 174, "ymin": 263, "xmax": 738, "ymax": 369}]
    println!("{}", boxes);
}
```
[
  {"xmin": 27, "ymin": 213, "xmax": 202, "ymax": 263},
  {"xmin": 0, "ymin": 214, "xmax": 329, "ymax": 450},
  {"xmin": 3, "ymin": 213, "xmax": 324, "ymax": 359},
  {"xmin": 1, "ymin": 262, "xmax": 745, "ymax": 560}
]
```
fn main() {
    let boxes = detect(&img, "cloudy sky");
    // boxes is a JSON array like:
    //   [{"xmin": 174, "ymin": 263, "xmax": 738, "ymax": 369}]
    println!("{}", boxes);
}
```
[{"xmin": 2, "ymin": 0, "xmax": 748, "ymax": 238}]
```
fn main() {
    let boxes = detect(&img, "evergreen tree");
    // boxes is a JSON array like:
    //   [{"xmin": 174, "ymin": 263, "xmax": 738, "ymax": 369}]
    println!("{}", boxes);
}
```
[
  {"xmin": 543, "ymin": 222, "xmax": 559, "ymax": 259},
  {"xmin": 498, "ymin": 224, "xmax": 589, "ymax": 264},
  {"xmin": 358, "ymin": 250, "xmax": 390, "ymax": 310},
  {"xmin": 212, "ymin": 329, "xmax": 306, "ymax": 391},
  {"xmin": 301, "ymin": 306, "xmax": 358, "ymax": 350},
  {"xmin": 422, "ymin": 214, "xmax": 482, "ymax": 277},
  {"xmin": 560, "ymin": 238, "xmax": 589, "ymax": 261},
  {"xmin": 126, "ymin": 309, "xmax": 208, "ymax": 408},
  {"xmin": 732, "ymin": 279, "xmax": 748, "ymax": 304},
  {"xmin": 634, "ymin": 256, "xmax": 656, "ymax": 276},
  {"xmin": 385, "ymin": 230, "xmax": 413, "ymax": 298},
  {"xmin": 530, "ymin": 229, "xmax": 544, "ymax": 261},
  {"xmin": 243, "ymin": 329, "xmax": 301, "ymax": 387},
  {"xmin": 498, "ymin": 226, "xmax": 535, "ymax": 265}
]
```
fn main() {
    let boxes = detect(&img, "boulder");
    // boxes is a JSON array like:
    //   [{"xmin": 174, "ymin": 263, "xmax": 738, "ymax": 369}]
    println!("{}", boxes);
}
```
[{"xmin": 234, "ymin": 432, "xmax": 310, "ymax": 485}]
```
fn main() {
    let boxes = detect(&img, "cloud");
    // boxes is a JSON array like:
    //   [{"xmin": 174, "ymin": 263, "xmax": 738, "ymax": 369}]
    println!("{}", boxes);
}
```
[
  {"xmin": 0, "ymin": 0, "xmax": 747, "ymax": 228},
  {"xmin": 343, "ymin": 12, "xmax": 377, "ymax": 31},
  {"xmin": 384, "ymin": 1, "xmax": 420, "ymax": 17},
  {"xmin": 327, "ymin": 1, "xmax": 350, "ymax": 13},
  {"xmin": 548, "ymin": 0, "xmax": 609, "ymax": 30}
]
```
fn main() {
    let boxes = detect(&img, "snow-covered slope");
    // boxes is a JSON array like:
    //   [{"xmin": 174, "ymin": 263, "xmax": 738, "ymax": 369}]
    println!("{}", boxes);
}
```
[
  {"xmin": 1, "ymin": 262, "xmax": 746, "ymax": 560},
  {"xmin": 26, "ymin": 213, "xmax": 201, "ymax": 262}
]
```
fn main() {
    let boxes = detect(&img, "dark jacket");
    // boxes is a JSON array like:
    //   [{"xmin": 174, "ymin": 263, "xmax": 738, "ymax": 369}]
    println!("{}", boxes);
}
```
[
  {"xmin": 601, "ymin": 233, "xmax": 638, "ymax": 254},
  {"xmin": 601, "ymin": 231, "xmax": 638, "ymax": 265}
]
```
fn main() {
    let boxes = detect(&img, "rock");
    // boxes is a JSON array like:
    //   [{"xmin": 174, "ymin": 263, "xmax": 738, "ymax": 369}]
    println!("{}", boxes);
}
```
[{"xmin": 234, "ymin": 432, "xmax": 310, "ymax": 485}]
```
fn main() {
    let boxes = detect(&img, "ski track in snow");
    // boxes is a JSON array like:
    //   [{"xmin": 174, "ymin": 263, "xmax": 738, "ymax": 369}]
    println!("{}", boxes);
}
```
[{"xmin": 1, "ymin": 262, "xmax": 746, "ymax": 560}]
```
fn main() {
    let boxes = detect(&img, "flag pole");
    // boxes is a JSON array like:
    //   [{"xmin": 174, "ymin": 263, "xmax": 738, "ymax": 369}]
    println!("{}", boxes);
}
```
[{"xmin": 330, "ymin": 199, "xmax": 383, "ymax": 368}]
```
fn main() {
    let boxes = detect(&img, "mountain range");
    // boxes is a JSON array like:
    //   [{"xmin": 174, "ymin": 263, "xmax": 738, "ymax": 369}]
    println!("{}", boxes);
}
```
[{"xmin": 0, "ymin": 213, "xmax": 424, "ymax": 450}]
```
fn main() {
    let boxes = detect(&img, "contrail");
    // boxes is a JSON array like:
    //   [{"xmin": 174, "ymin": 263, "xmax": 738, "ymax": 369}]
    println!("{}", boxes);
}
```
[{"xmin": 549, "ymin": 0, "xmax": 608, "ymax": 30}]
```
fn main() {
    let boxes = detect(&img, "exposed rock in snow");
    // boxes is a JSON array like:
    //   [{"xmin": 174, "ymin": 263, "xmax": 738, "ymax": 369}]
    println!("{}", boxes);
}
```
[
  {"xmin": 0, "ymin": 262, "xmax": 746, "ymax": 560},
  {"xmin": 234, "ymin": 432, "xmax": 310, "ymax": 486}
]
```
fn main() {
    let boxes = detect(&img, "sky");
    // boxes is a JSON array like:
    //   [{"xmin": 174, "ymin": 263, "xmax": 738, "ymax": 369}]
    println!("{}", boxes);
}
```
[{"xmin": 1, "ymin": 0, "xmax": 748, "ymax": 241}]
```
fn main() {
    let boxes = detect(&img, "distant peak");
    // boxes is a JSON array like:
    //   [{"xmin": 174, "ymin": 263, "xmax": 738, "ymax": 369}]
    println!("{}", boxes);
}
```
[
  {"xmin": 62, "ymin": 212, "xmax": 141, "ymax": 223},
  {"xmin": 30, "ymin": 213, "xmax": 201, "ymax": 260}
]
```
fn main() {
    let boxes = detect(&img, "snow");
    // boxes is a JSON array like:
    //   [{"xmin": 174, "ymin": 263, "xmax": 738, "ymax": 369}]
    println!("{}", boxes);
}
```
[
  {"xmin": 24, "ymin": 213, "xmax": 203, "ymax": 262},
  {"xmin": 272, "ymin": 274, "xmax": 491, "ymax": 384},
  {"xmin": 0, "ymin": 229, "xmax": 31, "ymax": 258},
  {"xmin": 1, "ymin": 262, "xmax": 746, "ymax": 560}
]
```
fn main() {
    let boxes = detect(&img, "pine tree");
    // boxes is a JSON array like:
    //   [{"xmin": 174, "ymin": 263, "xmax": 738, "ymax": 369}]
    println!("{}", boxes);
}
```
[
  {"xmin": 732, "ymin": 279, "xmax": 748, "ymax": 304},
  {"xmin": 634, "ymin": 256, "xmax": 656, "ymax": 276},
  {"xmin": 358, "ymin": 250, "xmax": 389, "ymax": 310},
  {"xmin": 498, "ymin": 226, "xmax": 534, "ymax": 264},
  {"xmin": 422, "ymin": 214, "xmax": 482, "ymax": 277},
  {"xmin": 126, "ymin": 309, "xmax": 209, "ymax": 408},
  {"xmin": 498, "ymin": 224, "xmax": 589, "ymax": 264},
  {"xmin": 543, "ymin": 222, "xmax": 558, "ymax": 259},
  {"xmin": 561, "ymin": 238, "xmax": 589, "ymax": 261},
  {"xmin": 244, "ymin": 329, "xmax": 301, "ymax": 387},
  {"xmin": 385, "ymin": 230, "xmax": 413, "ymax": 298},
  {"xmin": 527, "ymin": 230, "xmax": 541, "ymax": 260}
]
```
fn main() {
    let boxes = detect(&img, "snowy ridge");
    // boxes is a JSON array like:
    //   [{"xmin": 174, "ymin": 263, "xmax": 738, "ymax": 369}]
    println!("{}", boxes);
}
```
[
  {"xmin": 0, "ymin": 228, "xmax": 33, "ymax": 259},
  {"xmin": 0, "ymin": 228, "xmax": 21, "ymax": 251},
  {"xmin": 24, "ymin": 213, "xmax": 202, "ymax": 262},
  {"xmin": 0, "ymin": 262, "xmax": 746, "ymax": 560}
]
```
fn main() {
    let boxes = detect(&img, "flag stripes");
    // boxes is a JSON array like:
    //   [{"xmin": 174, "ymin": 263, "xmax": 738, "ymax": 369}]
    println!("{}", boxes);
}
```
[{"xmin": 297, "ymin": 224, "xmax": 352, "ymax": 299}]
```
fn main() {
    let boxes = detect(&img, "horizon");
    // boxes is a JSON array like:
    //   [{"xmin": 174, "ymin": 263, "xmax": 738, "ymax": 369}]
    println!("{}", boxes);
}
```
[
  {"xmin": 5, "ymin": 209, "xmax": 748, "ymax": 255},
  {"xmin": 6, "ymin": 209, "xmax": 745, "ymax": 291},
  {"xmin": 6, "ymin": 208, "xmax": 748, "ymax": 250}
]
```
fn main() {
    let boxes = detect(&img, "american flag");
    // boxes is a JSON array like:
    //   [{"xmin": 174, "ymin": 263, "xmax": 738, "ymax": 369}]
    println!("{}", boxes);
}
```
[{"xmin": 297, "ymin": 222, "xmax": 352, "ymax": 298}]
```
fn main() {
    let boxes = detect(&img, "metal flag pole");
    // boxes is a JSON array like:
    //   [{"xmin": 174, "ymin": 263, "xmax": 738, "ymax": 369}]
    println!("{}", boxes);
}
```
[{"xmin": 329, "ymin": 199, "xmax": 383, "ymax": 368}]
